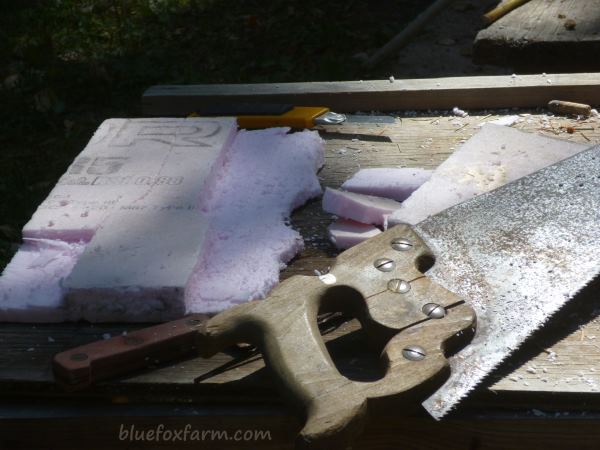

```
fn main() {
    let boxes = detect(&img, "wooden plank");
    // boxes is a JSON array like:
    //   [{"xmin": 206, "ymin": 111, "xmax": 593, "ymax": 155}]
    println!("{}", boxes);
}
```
[
  {"xmin": 2, "ymin": 112, "xmax": 600, "ymax": 409},
  {"xmin": 474, "ymin": 0, "xmax": 600, "ymax": 70},
  {"xmin": 4, "ymin": 410, "xmax": 600, "ymax": 449},
  {"xmin": 142, "ymin": 73, "xmax": 600, "ymax": 115}
]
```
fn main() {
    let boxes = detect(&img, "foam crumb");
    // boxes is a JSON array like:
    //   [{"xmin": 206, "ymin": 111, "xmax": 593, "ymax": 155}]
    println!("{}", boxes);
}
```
[
  {"xmin": 318, "ymin": 273, "xmax": 337, "ymax": 285},
  {"xmin": 452, "ymin": 107, "xmax": 468, "ymax": 118}
]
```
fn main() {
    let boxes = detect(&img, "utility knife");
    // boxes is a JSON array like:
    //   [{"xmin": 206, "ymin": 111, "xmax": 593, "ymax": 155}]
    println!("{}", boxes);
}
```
[{"xmin": 189, "ymin": 103, "xmax": 395, "ymax": 129}]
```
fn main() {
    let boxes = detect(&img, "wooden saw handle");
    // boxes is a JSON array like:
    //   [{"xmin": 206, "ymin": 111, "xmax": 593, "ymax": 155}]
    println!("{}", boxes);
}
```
[
  {"xmin": 195, "ymin": 224, "xmax": 476, "ymax": 448},
  {"xmin": 53, "ymin": 224, "xmax": 475, "ymax": 448}
]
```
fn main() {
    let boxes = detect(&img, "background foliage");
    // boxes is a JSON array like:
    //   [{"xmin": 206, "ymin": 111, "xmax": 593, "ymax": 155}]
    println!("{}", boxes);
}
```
[{"xmin": 0, "ymin": 0, "xmax": 431, "ymax": 269}]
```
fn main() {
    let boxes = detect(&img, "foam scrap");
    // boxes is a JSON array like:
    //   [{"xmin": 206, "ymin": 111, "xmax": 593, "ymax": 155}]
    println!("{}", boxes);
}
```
[
  {"xmin": 452, "ymin": 107, "xmax": 468, "ymax": 118},
  {"xmin": 478, "ymin": 115, "xmax": 519, "ymax": 127},
  {"xmin": 64, "ymin": 208, "xmax": 208, "ymax": 322},
  {"xmin": 341, "ymin": 167, "xmax": 432, "ymax": 201},
  {"xmin": 328, "ymin": 219, "xmax": 381, "ymax": 250},
  {"xmin": 389, "ymin": 124, "xmax": 587, "ymax": 226},
  {"xmin": 0, "ymin": 239, "xmax": 85, "ymax": 322},
  {"xmin": 185, "ymin": 128, "xmax": 324, "ymax": 314},
  {"xmin": 322, "ymin": 188, "xmax": 400, "ymax": 227}
]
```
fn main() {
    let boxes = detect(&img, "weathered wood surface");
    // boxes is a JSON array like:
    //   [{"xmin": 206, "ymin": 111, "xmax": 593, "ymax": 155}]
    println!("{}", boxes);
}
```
[
  {"xmin": 475, "ymin": 0, "xmax": 600, "ymax": 71},
  {"xmin": 5, "ymin": 412, "xmax": 600, "ymax": 450},
  {"xmin": 142, "ymin": 73, "xmax": 600, "ymax": 115},
  {"xmin": 2, "ymin": 111, "xmax": 600, "ymax": 411}
]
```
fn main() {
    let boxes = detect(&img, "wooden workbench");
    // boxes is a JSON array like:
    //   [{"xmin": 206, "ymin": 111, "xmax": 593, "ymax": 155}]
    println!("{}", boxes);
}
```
[
  {"xmin": 2, "ymin": 74, "xmax": 600, "ymax": 449},
  {"xmin": 474, "ymin": 0, "xmax": 600, "ymax": 71}
]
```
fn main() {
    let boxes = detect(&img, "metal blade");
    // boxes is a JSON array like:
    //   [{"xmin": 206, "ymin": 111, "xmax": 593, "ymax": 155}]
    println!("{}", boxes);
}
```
[
  {"xmin": 413, "ymin": 144, "xmax": 600, "ymax": 418},
  {"xmin": 344, "ymin": 114, "xmax": 396, "ymax": 124}
]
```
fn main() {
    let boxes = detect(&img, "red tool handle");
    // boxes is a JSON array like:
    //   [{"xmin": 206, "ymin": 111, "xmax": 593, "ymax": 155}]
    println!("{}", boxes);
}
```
[{"xmin": 52, "ymin": 314, "xmax": 207, "ymax": 390}]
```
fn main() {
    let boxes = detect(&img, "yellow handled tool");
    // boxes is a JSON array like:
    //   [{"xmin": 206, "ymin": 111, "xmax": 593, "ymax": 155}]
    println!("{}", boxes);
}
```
[
  {"xmin": 483, "ymin": 0, "xmax": 531, "ymax": 25},
  {"xmin": 238, "ymin": 106, "xmax": 346, "ymax": 128},
  {"xmin": 189, "ymin": 104, "xmax": 346, "ymax": 129}
]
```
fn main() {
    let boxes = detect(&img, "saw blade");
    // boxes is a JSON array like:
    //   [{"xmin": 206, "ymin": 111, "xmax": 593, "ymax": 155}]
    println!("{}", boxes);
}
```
[{"xmin": 413, "ymin": 144, "xmax": 600, "ymax": 418}]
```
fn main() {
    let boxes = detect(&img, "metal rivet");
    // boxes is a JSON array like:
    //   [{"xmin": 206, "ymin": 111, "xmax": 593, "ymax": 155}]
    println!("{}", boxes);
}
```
[
  {"xmin": 402, "ymin": 345, "xmax": 426, "ymax": 361},
  {"xmin": 374, "ymin": 258, "xmax": 395, "ymax": 272},
  {"xmin": 391, "ymin": 238, "xmax": 413, "ymax": 251},
  {"xmin": 387, "ymin": 278, "xmax": 411, "ymax": 294},
  {"xmin": 422, "ymin": 303, "xmax": 446, "ymax": 319},
  {"xmin": 187, "ymin": 318, "xmax": 202, "ymax": 326},
  {"xmin": 123, "ymin": 336, "xmax": 144, "ymax": 345},
  {"xmin": 70, "ymin": 352, "xmax": 88, "ymax": 362}
]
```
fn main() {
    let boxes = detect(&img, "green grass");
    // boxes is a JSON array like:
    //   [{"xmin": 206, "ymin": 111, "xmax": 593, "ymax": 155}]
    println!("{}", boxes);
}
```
[{"xmin": 0, "ymin": 0, "xmax": 432, "ymax": 269}]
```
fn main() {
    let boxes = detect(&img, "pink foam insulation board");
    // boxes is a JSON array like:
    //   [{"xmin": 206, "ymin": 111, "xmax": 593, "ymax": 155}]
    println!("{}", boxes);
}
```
[
  {"xmin": 341, "ymin": 167, "xmax": 432, "ymax": 201},
  {"xmin": 388, "ymin": 124, "xmax": 587, "ymax": 226},
  {"xmin": 0, "ymin": 121, "xmax": 325, "ymax": 322},
  {"xmin": 23, "ymin": 118, "xmax": 237, "ymax": 242}
]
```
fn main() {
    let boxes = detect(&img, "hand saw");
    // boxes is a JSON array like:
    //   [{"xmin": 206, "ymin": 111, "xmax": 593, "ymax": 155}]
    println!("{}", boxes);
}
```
[{"xmin": 53, "ymin": 144, "xmax": 600, "ymax": 448}]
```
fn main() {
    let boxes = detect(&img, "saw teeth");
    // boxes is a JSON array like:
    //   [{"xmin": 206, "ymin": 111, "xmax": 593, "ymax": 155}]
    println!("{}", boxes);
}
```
[{"xmin": 416, "ymin": 144, "xmax": 600, "ymax": 418}]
